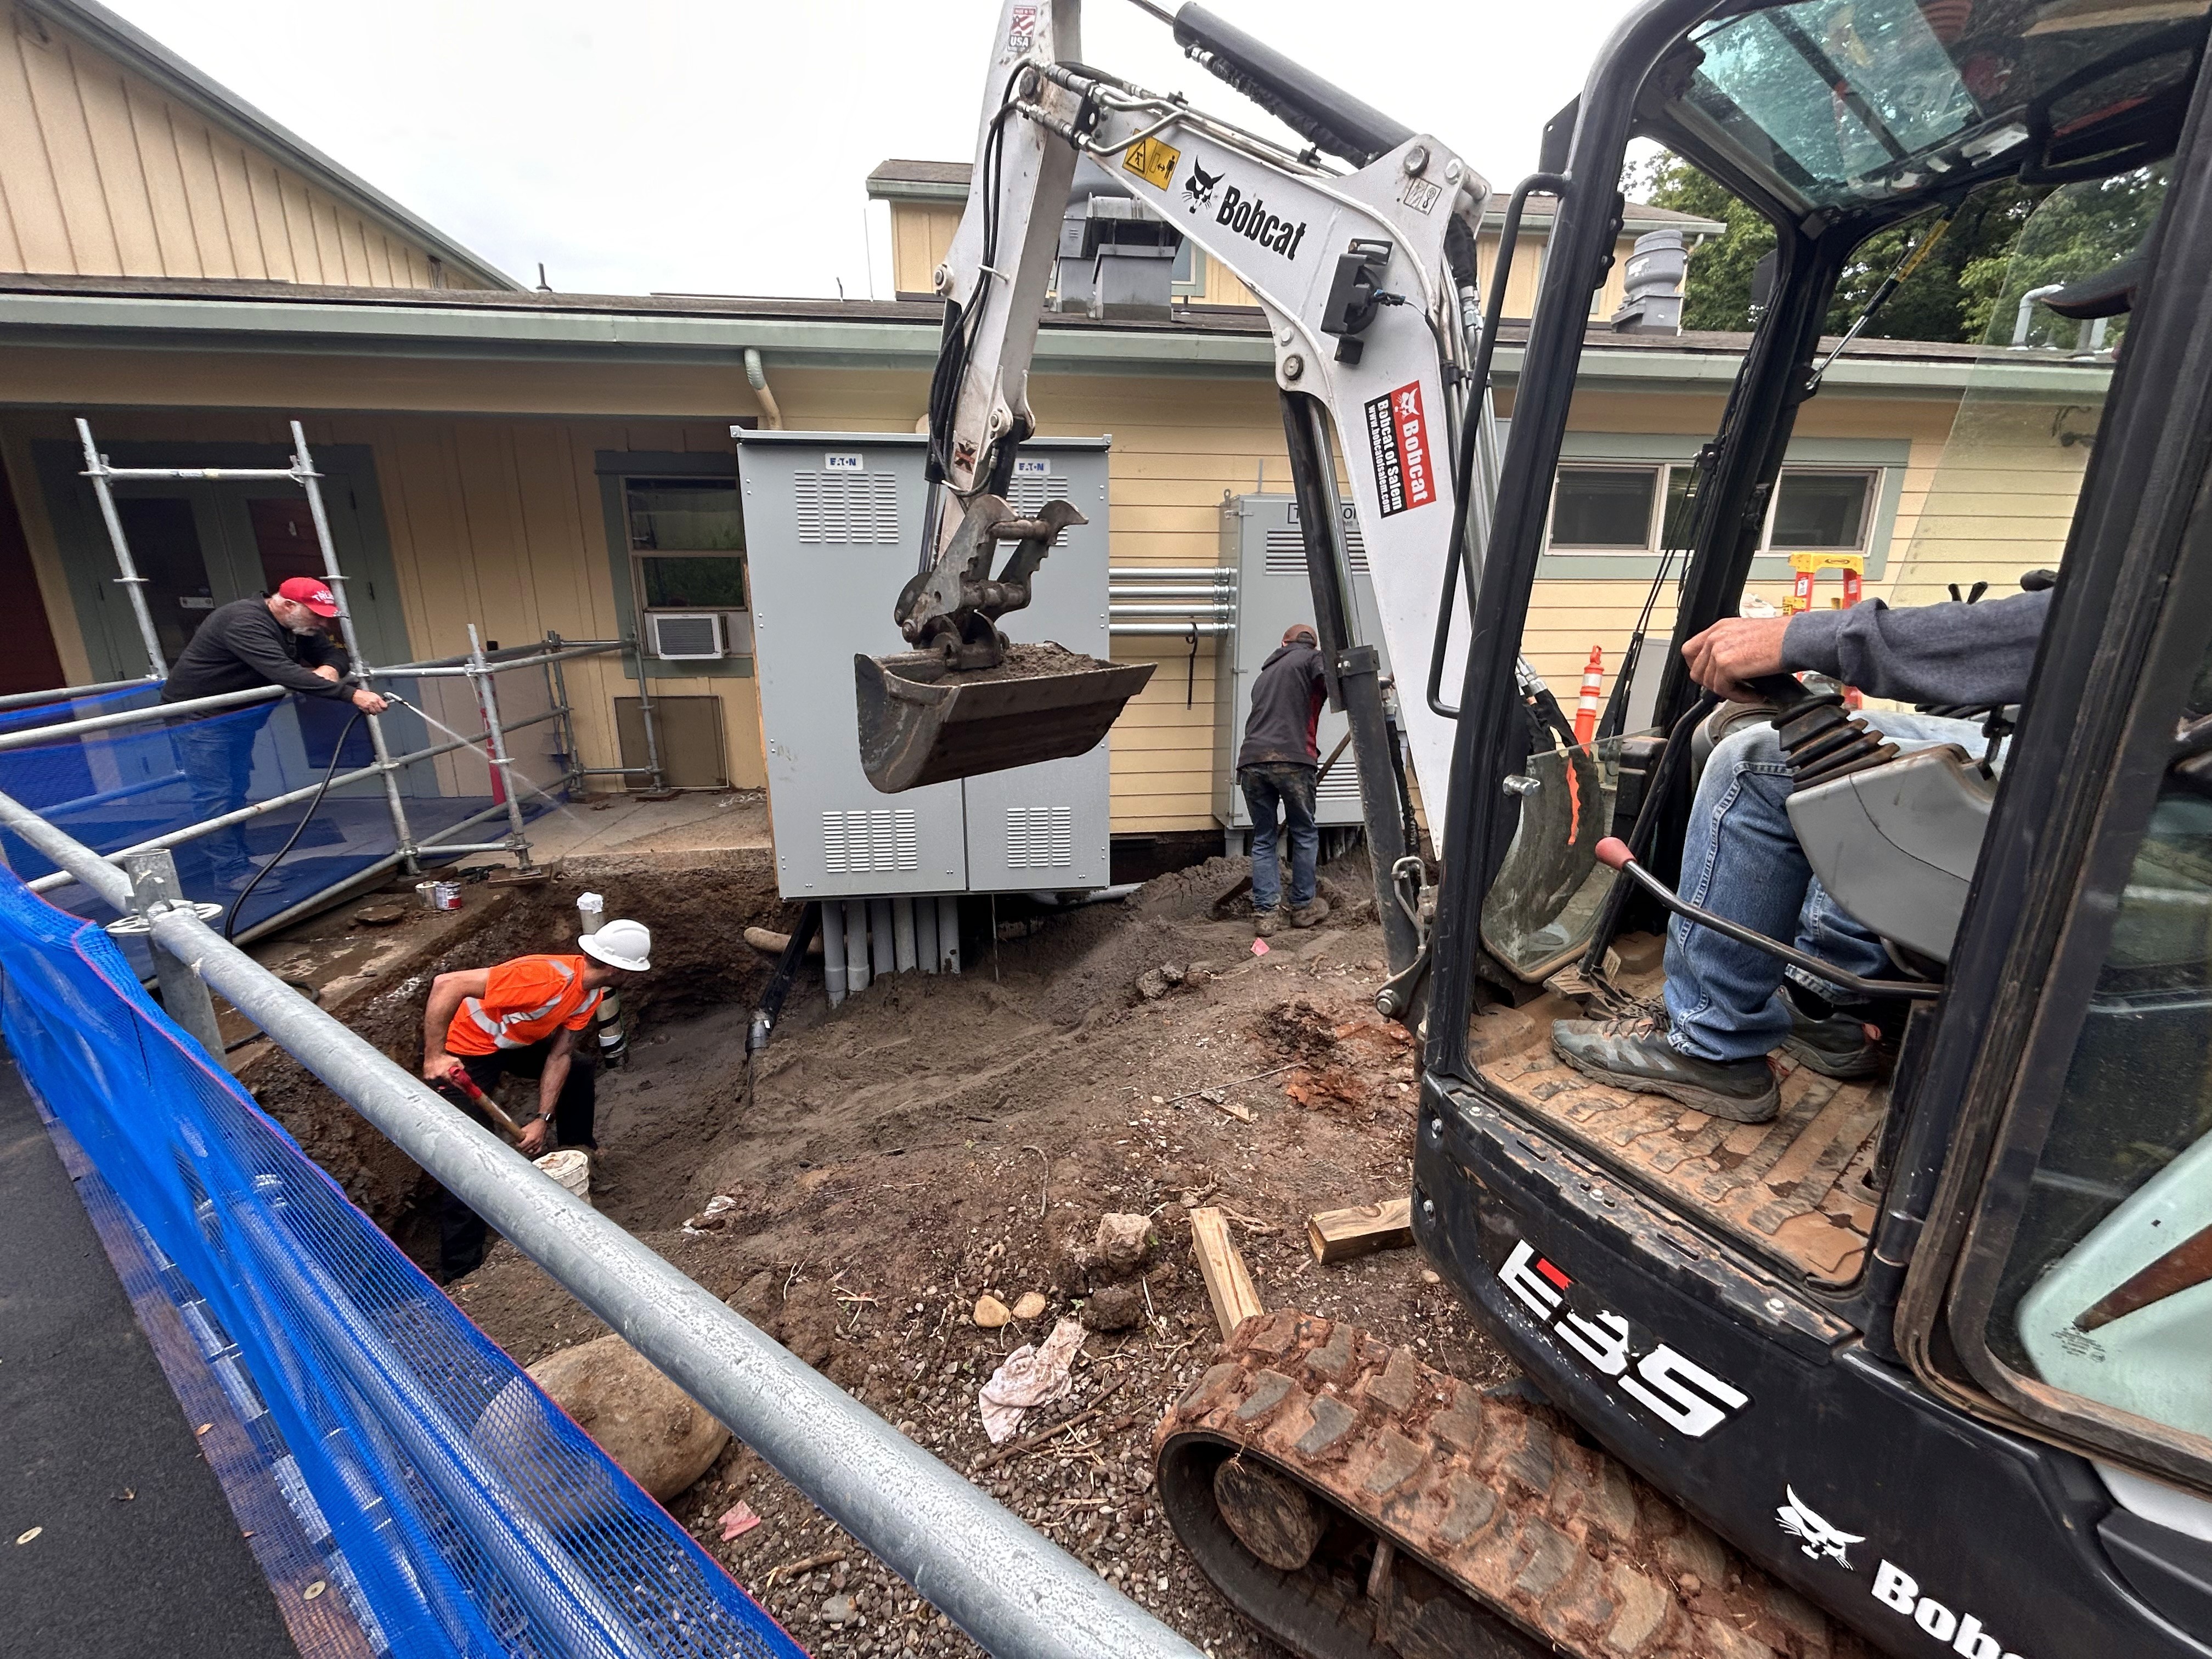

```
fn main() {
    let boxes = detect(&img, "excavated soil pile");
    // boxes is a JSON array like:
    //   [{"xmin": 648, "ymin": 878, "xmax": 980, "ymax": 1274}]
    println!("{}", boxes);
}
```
[{"xmin": 450, "ymin": 849, "xmax": 1521, "ymax": 1658}]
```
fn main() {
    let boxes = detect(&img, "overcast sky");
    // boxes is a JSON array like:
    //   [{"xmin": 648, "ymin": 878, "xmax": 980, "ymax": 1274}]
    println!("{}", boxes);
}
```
[{"xmin": 101, "ymin": 0, "xmax": 1648, "ymax": 297}]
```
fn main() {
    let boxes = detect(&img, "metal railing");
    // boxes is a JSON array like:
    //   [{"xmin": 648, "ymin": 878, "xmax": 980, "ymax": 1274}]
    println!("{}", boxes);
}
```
[{"xmin": 0, "ymin": 797, "xmax": 1201, "ymax": 1659}]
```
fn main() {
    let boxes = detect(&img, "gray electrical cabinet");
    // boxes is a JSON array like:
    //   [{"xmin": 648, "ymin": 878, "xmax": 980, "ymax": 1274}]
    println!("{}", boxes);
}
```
[
  {"xmin": 1213, "ymin": 493, "xmax": 1392, "ymax": 831},
  {"xmin": 737, "ymin": 430, "xmax": 1114, "ymax": 901}
]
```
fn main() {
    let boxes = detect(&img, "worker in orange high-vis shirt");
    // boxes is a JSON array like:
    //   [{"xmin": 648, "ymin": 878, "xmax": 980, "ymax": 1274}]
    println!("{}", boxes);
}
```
[{"xmin": 419, "ymin": 918, "xmax": 652, "ymax": 1279}]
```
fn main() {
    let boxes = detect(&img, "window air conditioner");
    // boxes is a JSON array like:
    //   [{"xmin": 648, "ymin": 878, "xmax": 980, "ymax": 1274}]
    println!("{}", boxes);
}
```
[{"xmin": 647, "ymin": 611, "xmax": 726, "ymax": 661}]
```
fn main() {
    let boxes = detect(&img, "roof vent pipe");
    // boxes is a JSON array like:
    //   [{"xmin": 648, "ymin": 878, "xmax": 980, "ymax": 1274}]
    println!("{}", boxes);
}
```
[
  {"xmin": 1611, "ymin": 228, "xmax": 1686, "ymax": 335},
  {"xmin": 744, "ymin": 348, "xmax": 783, "ymax": 430},
  {"xmin": 2013, "ymin": 284, "xmax": 2066, "ymax": 347}
]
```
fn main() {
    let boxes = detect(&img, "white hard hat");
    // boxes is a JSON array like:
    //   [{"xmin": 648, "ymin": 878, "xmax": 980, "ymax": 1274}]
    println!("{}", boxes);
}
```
[{"xmin": 580, "ymin": 918, "xmax": 651, "ymax": 972}]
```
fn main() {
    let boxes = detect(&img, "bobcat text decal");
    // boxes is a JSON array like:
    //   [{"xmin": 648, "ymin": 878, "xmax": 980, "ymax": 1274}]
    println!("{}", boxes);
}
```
[{"xmin": 1364, "ymin": 382, "xmax": 1437, "ymax": 517}]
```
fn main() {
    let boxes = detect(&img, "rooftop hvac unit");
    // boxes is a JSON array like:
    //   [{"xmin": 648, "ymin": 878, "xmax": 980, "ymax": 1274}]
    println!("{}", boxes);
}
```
[
  {"xmin": 647, "ymin": 610, "xmax": 726, "ymax": 661},
  {"xmin": 736, "ymin": 430, "xmax": 1115, "ymax": 900},
  {"xmin": 1214, "ymin": 493, "xmax": 1394, "ymax": 834}
]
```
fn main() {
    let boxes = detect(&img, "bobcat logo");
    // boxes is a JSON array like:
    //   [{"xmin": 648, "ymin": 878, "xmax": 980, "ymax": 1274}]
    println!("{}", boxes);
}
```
[
  {"xmin": 1184, "ymin": 161, "xmax": 1222, "ymax": 212},
  {"xmin": 1777, "ymin": 1487, "xmax": 1866, "ymax": 1570}
]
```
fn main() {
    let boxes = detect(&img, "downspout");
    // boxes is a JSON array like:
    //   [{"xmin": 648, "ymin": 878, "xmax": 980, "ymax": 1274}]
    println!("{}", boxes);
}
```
[{"xmin": 743, "ymin": 347, "xmax": 783, "ymax": 430}]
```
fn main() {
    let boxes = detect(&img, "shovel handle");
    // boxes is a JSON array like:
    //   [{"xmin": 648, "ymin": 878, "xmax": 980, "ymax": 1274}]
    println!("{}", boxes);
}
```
[{"xmin": 441, "ymin": 1062, "xmax": 532, "ymax": 1143}]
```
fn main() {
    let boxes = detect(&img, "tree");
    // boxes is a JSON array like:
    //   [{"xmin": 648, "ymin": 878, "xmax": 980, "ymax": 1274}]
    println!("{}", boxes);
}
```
[{"xmin": 1629, "ymin": 152, "xmax": 2045, "ymax": 342}]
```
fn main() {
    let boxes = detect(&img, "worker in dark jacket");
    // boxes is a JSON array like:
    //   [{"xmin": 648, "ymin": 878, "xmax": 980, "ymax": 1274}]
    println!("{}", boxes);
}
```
[
  {"xmin": 163, "ymin": 580, "xmax": 388, "ymax": 889},
  {"xmin": 1552, "ymin": 589, "xmax": 2052, "ymax": 1124},
  {"xmin": 1237, "ymin": 624, "xmax": 1331, "ymax": 935}
]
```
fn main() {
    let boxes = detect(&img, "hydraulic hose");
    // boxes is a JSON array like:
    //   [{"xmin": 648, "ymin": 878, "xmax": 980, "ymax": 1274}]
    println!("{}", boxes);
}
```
[{"xmin": 223, "ymin": 707, "xmax": 365, "ymax": 940}]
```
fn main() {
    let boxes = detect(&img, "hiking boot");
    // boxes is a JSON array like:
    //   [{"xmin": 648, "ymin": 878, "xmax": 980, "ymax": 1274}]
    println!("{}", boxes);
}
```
[
  {"xmin": 1781, "ymin": 991, "xmax": 1886, "ymax": 1080},
  {"xmin": 1289, "ymin": 896, "xmax": 1331, "ymax": 929},
  {"xmin": 1254, "ymin": 906, "xmax": 1281, "ymax": 938},
  {"xmin": 1550, "ymin": 1016, "xmax": 1780, "ymax": 1123}
]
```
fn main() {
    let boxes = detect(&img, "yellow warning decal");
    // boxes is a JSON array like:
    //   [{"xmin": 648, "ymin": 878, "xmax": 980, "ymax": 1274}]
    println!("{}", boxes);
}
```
[{"xmin": 1122, "ymin": 136, "xmax": 1180, "ymax": 191}]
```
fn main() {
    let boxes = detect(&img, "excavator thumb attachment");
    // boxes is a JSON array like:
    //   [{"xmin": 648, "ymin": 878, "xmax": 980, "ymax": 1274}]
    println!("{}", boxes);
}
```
[{"xmin": 856, "ymin": 648, "xmax": 1155, "ymax": 793}]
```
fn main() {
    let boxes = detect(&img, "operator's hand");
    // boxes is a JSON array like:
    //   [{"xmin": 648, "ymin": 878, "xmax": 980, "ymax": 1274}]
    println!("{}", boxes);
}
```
[
  {"xmin": 313, "ymin": 663, "xmax": 341, "ymax": 682},
  {"xmin": 424, "ymin": 1050, "xmax": 454, "ymax": 1084},
  {"xmin": 352, "ymin": 687, "xmax": 390, "ymax": 715},
  {"xmin": 1681, "ymin": 616, "xmax": 1792, "ymax": 703},
  {"xmin": 518, "ymin": 1118, "xmax": 551, "ymax": 1157}
]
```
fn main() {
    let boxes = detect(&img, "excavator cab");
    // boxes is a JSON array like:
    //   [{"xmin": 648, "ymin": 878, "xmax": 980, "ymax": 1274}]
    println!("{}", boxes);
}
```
[{"xmin": 1151, "ymin": 2, "xmax": 2212, "ymax": 1657}]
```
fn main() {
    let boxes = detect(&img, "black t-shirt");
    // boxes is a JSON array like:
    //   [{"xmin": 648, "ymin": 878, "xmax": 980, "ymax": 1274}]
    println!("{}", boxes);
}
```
[{"xmin": 160, "ymin": 598, "xmax": 349, "ymax": 704}]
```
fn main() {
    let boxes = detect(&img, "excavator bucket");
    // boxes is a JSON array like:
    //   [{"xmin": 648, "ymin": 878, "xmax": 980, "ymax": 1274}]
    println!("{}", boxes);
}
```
[{"xmin": 855, "ymin": 646, "xmax": 1155, "ymax": 793}]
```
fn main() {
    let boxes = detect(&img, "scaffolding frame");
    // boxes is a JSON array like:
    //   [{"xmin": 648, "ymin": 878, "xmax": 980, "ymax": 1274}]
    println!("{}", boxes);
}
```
[{"xmin": 64, "ymin": 416, "xmax": 670, "ymax": 895}]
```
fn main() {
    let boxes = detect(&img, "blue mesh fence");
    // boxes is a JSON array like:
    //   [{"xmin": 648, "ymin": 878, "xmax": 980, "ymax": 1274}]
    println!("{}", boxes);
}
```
[
  {"xmin": 0, "ymin": 870, "xmax": 804, "ymax": 1658},
  {"xmin": 0, "ymin": 664, "xmax": 571, "ymax": 940}
]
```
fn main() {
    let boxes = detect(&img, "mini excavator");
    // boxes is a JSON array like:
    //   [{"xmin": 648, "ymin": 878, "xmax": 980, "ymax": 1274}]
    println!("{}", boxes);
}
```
[{"xmin": 877, "ymin": 4, "xmax": 2212, "ymax": 1656}]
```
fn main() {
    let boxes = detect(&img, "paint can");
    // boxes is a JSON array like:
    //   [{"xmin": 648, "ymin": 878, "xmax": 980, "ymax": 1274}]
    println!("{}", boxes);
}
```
[{"xmin": 416, "ymin": 880, "xmax": 464, "ymax": 912}]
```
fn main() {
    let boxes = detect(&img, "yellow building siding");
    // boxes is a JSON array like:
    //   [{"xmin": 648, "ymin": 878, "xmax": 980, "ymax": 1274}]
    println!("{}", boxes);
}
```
[
  {"xmin": 0, "ymin": 0, "xmax": 456, "ymax": 286},
  {"xmin": 0, "ymin": 330, "xmax": 2096, "ymax": 837}
]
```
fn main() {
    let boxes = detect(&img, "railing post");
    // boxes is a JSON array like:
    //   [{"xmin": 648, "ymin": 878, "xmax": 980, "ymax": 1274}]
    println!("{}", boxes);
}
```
[
  {"xmin": 467, "ymin": 625, "xmax": 534, "ymax": 868},
  {"xmin": 75, "ymin": 419, "xmax": 167, "ymax": 678},
  {"xmin": 630, "ymin": 635, "xmax": 669, "ymax": 793},
  {"xmin": 117, "ymin": 849, "xmax": 225, "ymax": 1059},
  {"xmin": 543, "ymin": 630, "xmax": 584, "ymax": 799},
  {"xmin": 290, "ymin": 421, "xmax": 417, "ymax": 873}
]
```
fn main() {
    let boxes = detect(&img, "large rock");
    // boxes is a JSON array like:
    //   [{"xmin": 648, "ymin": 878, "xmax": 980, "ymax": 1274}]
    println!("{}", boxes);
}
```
[{"xmin": 526, "ymin": 1333, "xmax": 730, "ymax": 1501}]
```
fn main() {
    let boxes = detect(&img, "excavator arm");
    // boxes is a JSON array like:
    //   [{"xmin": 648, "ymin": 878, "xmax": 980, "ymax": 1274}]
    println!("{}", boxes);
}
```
[{"xmin": 860, "ymin": 0, "xmax": 1510, "ymax": 986}]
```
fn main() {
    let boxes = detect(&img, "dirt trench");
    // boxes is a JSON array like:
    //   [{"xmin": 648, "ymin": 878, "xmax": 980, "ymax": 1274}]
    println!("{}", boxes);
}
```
[
  {"xmin": 438, "ymin": 851, "xmax": 1521, "ymax": 1658},
  {"xmin": 236, "ymin": 848, "xmax": 794, "ymax": 1238}
]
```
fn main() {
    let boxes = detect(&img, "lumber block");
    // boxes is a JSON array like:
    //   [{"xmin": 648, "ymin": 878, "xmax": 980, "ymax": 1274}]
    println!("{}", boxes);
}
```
[
  {"xmin": 1189, "ymin": 1206, "xmax": 1264, "ymax": 1340},
  {"xmin": 1305, "ymin": 1196, "xmax": 1414, "ymax": 1265}
]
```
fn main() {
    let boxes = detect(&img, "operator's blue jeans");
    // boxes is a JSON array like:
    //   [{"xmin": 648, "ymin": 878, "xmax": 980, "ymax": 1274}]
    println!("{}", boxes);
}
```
[
  {"xmin": 1241, "ymin": 763, "xmax": 1318, "ymax": 913},
  {"xmin": 1664, "ymin": 711, "xmax": 1989, "ymax": 1064}
]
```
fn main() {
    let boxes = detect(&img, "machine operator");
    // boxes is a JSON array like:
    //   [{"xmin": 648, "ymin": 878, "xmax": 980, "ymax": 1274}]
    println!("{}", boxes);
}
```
[
  {"xmin": 161, "ymin": 579, "xmax": 389, "ymax": 889},
  {"xmin": 1551, "ymin": 588, "xmax": 2052, "ymax": 1124},
  {"xmin": 420, "ymin": 920, "xmax": 653, "ymax": 1279}
]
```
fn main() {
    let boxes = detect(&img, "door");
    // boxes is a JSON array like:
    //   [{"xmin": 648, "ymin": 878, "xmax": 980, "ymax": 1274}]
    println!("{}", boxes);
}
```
[
  {"xmin": 34, "ymin": 439, "xmax": 411, "ymax": 683},
  {"xmin": 1891, "ymin": 132, "xmax": 2212, "ymax": 1503}
]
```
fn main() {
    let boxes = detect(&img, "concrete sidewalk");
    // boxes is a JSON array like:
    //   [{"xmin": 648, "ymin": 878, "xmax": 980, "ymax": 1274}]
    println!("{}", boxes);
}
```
[{"xmin": 0, "ymin": 1061, "xmax": 297, "ymax": 1659}]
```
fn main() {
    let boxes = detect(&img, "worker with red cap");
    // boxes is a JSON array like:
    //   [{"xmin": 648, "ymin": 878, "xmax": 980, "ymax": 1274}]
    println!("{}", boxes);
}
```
[{"xmin": 162, "ymin": 579, "xmax": 389, "ymax": 890}]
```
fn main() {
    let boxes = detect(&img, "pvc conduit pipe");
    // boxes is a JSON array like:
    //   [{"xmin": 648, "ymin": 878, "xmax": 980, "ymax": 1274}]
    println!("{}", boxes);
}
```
[
  {"xmin": 1110, "ymin": 603, "xmax": 1237, "ymax": 616},
  {"xmin": 744, "ymin": 348, "xmax": 783, "ymax": 430},
  {"xmin": 1108, "ymin": 585, "xmax": 1240, "ymax": 599},
  {"xmin": 1106, "ymin": 568, "xmax": 1233, "ymax": 580},
  {"xmin": 1111, "ymin": 623, "xmax": 1231, "ymax": 636},
  {"xmin": 869, "ymin": 897, "xmax": 895, "ymax": 979},
  {"xmin": 915, "ymin": 895, "xmax": 939, "ymax": 974},
  {"xmin": 938, "ymin": 895, "xmax": 962, "ymax": 973},
  {"xmin": 844, "ymin": 899, "xmax": 871, "ymax": 994},
  {"xmin": 2014, "ymin": 283, "xmax": 2066, "ymax": 346},
  {"xmin": 893, "ymin": 896, "xmax": 918, "ymax": 973},
  {"xmin": 0, "ymin": 789, "xmax": 1200, "ymax": 1659},
  {"xmin": 821, "ymin": 902, "xmax": 848, "ymax": 1005}
]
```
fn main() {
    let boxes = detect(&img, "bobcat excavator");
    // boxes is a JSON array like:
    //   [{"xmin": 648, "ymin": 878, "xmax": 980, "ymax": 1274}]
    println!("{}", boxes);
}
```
[{"xmin": 868, "ymin": 3, "xmax": 2212, "ymax": 1656}]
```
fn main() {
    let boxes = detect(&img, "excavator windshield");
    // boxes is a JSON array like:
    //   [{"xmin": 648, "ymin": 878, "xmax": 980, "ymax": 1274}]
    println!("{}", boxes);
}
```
[{"xmin": 1655, "ymin": 0, "xmax": 2205, "ymax": 216}]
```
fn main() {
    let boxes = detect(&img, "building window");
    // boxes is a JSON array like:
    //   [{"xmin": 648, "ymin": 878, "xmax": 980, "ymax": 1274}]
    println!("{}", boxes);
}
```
[
  {"xmin": 627, "ymin": 477, "xmax": 744, "ymax": 552},
  {"xmin": 1172, "ymin": 239, "xmax": 1206, "ymax": 297},
  {"xmin": 1547, "ymin": 464, "xmax": 1878, "ymax": 558},
  {"xmin": 625, "ymin": 477, "xmax": 751, "ymax": 656}
]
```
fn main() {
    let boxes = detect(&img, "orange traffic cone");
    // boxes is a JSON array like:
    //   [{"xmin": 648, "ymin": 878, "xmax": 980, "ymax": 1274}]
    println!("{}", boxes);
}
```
[{"xmin": 1573, "ymin": 646, "xmax": 1604, "ymax": 749}]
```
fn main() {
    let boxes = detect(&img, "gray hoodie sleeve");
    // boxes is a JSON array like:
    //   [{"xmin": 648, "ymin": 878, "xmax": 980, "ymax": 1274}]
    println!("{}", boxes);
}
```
[{"xmin": 1784, "ymin": 589, "xmax": 2051, "ymax": 707}]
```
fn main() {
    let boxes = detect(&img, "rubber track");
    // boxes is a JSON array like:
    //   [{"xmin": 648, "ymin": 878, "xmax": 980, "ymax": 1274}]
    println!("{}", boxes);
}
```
[{"xmin": 1157, "ymin": 1311, "xmax": 1875, "ymax": 1659}]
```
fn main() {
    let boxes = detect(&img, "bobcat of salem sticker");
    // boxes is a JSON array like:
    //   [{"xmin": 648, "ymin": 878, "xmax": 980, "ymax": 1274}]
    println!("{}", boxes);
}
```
[
  {"xmin": 1777, "ymin": 1484, "xmax": 2030, "ymax": 1657},
  {"xmin": 1364, "ymin": 382, "xmax": 1438, "ymax": 516},
  {"xmin": 1496, "ymin": 1239, "xmax": 1748, "ymax": 1436}
]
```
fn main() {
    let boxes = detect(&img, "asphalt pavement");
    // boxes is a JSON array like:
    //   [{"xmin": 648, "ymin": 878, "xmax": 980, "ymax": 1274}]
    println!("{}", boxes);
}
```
[{"xmin": 0, "ymin": 1060, "xmax": 297, "ymax": 1658}]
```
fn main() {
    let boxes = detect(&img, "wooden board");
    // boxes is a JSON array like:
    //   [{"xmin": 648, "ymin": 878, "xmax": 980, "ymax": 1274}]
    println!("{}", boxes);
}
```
[
  {"xmin": 1189, "ymin": 1206, "xmax": 1264, "ymax": 1340},
  {"xmin": 1306, "ymin": 1196, "xmax": 1414, "ymax": 1265}
]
